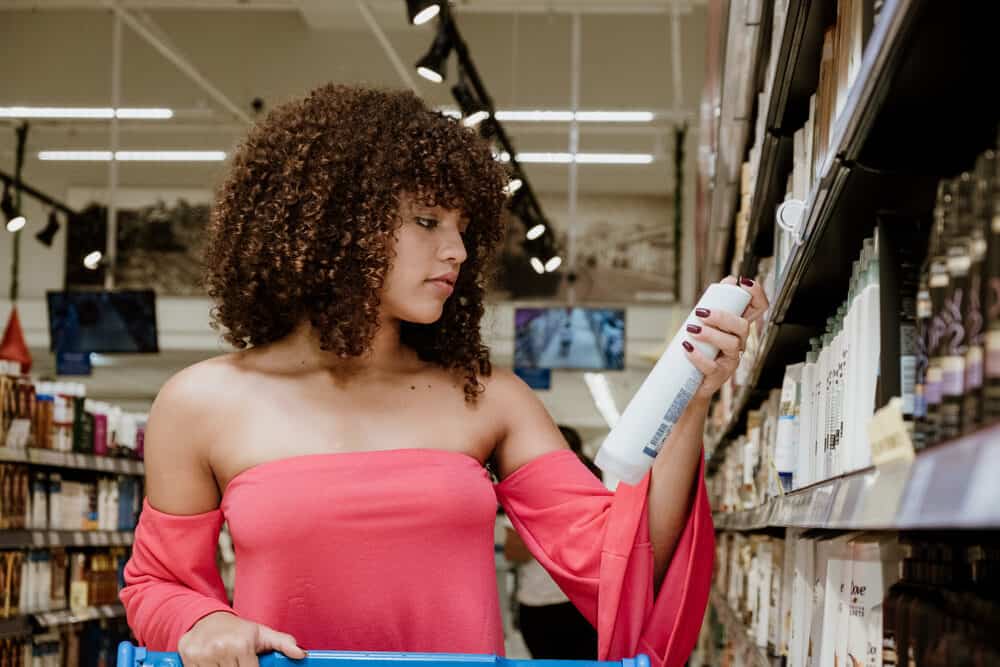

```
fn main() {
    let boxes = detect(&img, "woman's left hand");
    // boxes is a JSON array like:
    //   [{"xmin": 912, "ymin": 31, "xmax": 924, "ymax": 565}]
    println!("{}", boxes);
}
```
[{"xmin": 683, "ymin": 275, "xmax": 770, "ymax": 401}]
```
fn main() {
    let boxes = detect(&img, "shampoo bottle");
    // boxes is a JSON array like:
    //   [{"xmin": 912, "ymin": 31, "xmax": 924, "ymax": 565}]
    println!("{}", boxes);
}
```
[{"xmin": 595, "ymin": 282, "xmax": 752, "ymax": 484}]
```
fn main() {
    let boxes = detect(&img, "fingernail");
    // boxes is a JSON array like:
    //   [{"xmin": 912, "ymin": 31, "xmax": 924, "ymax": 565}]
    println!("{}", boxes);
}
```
[
  {"xmin": 686, "ymin": 324, "xmax": 702, "ymax": 334},
  {"xmin": 740, "ymin": 277, "xmax": 755, "ymax": 287},
  {"xmin": 682, "ymin": 340, "xmax": 694, "ymax": 353},
  {"xmin": 695, "ymin": 308, "xmax": 710, "ymax": 318}
]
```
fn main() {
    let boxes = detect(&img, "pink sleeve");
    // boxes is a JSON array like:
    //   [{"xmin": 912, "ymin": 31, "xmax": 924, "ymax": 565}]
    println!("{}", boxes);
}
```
[
  {"xmin": 495, "ymin": 450, "xmax": 714, "ymax": 667},
  {"xmin": 120, "ymin": 499, "xmax": 236, "ymax": 651}
]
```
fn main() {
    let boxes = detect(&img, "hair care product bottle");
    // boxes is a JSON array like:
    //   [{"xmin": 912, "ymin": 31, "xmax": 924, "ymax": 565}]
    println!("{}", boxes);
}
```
[{"xmin": 595, "ymin": 282, "xmax": 751, "ymax": 484}]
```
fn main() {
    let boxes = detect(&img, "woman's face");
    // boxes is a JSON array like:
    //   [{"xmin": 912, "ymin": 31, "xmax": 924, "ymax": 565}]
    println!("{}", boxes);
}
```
[{"xmin": 380, "ymin": 193, "xmax": 469, "ymax": 325}]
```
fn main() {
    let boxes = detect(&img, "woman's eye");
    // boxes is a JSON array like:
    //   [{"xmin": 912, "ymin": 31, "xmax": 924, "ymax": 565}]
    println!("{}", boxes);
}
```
[{"xmin": 415, "ymin": 217, "xmax": 438, "ymax": 229}]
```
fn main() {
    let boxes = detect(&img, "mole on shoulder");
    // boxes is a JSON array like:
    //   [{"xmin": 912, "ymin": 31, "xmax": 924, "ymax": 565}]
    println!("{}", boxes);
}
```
[{"xmin": 410, "ymin": 385, "xmax": 415, "ymax": 390}]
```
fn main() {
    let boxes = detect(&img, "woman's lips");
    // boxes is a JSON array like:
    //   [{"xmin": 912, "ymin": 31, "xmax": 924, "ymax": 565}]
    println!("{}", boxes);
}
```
[{"xmin": 426, "ymin": 279, "xmax": 454, "ymax": 296}]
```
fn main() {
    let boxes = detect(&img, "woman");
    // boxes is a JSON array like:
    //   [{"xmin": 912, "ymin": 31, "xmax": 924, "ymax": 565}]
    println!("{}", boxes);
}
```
[{"xmin": 119, "ymin": 84, "xmax": 767, "ymax": 667}]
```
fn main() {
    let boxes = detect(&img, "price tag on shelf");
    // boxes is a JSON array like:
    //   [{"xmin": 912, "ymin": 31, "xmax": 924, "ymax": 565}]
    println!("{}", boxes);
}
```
[
  {"xmin": 72, "ymin": 531, "xmax": 85, "ymax": 546},
  {"xmin": 31, "ymin": 531, "xmax": 45, "ymax": 547}
]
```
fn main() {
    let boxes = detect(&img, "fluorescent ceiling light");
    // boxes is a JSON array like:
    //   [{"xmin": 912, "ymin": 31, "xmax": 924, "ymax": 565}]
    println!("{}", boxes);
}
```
[
  {"xmin": 494, "ymin": 151, "xmax": 652, "ymax": 165},
  {"xmin": 495, "ymin": 110, "xmax": 654, "ymax": 123},
  {"xmin": 529, "ymin": 257, "xmax": 545, "ymax": 274},
  {"xmin": 544, "ymin": 256, "xmax": 562, "ymax": 272},
  {"xmin": 439, "ymin": 108, "xmax": 654, "ymax": 123},
  {"xmin": 517, "ymin": 152, "xmax": 654, "ymax": 165},
  {"xmin": 497, "ymin": 110, "xmax": 573, "ymax": 122},
  {"xmin": 38, "ymin": 150, "xmax": 226, "ymax": 162},
  {"xmin": 0, "ymin": 107, "xmax": 173, "ymax": 119},
  {"xmin": 503, "ymin": 178, "xmax": 523, "ymax": 196}
]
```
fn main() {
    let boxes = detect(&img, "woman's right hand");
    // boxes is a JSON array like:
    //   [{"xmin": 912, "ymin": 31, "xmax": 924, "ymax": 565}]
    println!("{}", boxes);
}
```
[{"xmin": 178, "ymin": 611, "xmax": 307, "ymax": 667}]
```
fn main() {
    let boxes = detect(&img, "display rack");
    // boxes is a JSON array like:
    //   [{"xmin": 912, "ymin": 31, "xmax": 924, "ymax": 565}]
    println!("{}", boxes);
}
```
[
  {"xmin": 715, "ymin": 422, "xmax": 1000, "ymax": 530},
  {"xmin": 707, "ymin": 0, "xmax": 1000, "ymax": 470},
  {"xmin": 0, "ymin": 447, "xmax": 144, "ymax": 476},
  {"xmin": 0, "ymin": 530, "xmax": 135, "ymax": 550},
  {"xmin": 704, "ymin": 0, "xmax": 770, "ymax": 278},
  {"xmin": 0, "ymin": 616, "xmax": 31, "ymax": 640},
  {"xmin": 33, "ymin": 604, "xmax": 126, "ymax": 628},
  {"xmin": 708, "ymin": 591, "xmax": 773, "ymax": 667}
]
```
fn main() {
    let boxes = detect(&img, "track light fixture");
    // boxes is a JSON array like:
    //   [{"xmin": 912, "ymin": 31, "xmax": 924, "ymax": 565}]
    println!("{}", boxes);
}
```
[
  {"xmin": 415, "ymin": 20, "xmax": 452, "ymax": 84},
  {"xmin": 406, "ymin": 0, "xmax": 441, "ymax": 26},
  {"xmin": 407, "ymin": 0, "xmax": 563, "ymax": 283},
  {"xmin": 451, "ymin": 77, "xmax": 489, "ymax": 128},
  {"xmin": 35, "ymin": 209, "xmax": 60, "ymax": 246}
]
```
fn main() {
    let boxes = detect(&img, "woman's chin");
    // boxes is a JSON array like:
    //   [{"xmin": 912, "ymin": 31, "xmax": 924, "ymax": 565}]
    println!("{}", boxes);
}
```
[{"xmin": 399, "ymin": 305, "xmax": 445, "ymax": 325}]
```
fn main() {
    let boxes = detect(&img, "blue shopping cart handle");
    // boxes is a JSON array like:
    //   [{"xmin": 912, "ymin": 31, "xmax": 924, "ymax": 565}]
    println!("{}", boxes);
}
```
[{"xmin": 117, "ymin": 642, "xmax": 650, "ymax": 667}]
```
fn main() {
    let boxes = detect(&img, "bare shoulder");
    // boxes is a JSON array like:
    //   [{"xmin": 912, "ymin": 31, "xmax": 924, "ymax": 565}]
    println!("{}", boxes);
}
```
[
  {"xmin": 480, "ymin": 368, "xmax": 567, "ymax": 479},
  {"xmin": 144, "ymin": 353, "xmax": 249, "ymax": 513},
  {"xmin": 151, "ymin": 353, "xmax": 248, "ymax": 427}
]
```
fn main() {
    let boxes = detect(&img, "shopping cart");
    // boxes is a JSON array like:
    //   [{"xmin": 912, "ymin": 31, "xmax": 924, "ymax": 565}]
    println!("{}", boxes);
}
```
[{"xmin": 117, "ymin": 643, "xmax": 650, "ymax": 667}]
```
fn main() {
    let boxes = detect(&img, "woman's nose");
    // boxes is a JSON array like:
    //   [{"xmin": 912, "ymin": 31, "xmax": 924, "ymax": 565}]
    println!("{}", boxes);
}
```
[{"xmin": 440, "ymin": 230, "xmax": 468, "ymax": 264}]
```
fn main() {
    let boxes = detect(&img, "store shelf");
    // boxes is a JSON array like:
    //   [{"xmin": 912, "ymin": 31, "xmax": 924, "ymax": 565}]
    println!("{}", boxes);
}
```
[
  {"xmin": 0, "ymin": 448, "xmax": 144, "ymax": 476},
  {"xmin": 706, "ymin": 319, "xmax": 816, "ymax": 471},
  {"xmin": 0, "ymin": 616, "xmax": 31, "ymax": 640},
  {"xmin": 736, "ymin": 0, "xmax": 833, "ymax": 277},
  {"xmin": 33, "ymin": 604, "xmax": 125, "ymax": 628},
  {"xmin": 708, "ymin": 0, "xmax": 952, "ymax": 464},
  {"xmin": 0, "ymin": 530, "xmax": 134, "ymax": 549},
  {"xmin": 713, "ymin": 422, "xmax": 1000, "ymax": 531},
  {"xmin": 705, "ymin": 0, "xmax": 770, "ymax": 279},
  {"xmin": 708, "ymin": 590, "xmax": 773, "ymax": 667}
]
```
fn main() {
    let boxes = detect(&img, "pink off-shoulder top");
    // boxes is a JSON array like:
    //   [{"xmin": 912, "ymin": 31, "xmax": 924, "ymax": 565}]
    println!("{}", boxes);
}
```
[{"xmin": 120, "ymin": 448, "xmax": 713, "ymax": 667}]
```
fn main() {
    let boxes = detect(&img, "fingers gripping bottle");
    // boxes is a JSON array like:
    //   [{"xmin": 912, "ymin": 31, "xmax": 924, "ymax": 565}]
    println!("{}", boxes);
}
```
[{"xmin": 595, "ymin": 283, "xmax": 752, "ymax": 485}]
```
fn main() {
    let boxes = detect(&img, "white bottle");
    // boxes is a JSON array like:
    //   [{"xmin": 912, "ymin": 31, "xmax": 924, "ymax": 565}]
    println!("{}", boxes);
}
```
[{"xmin": 595, "ymin": 282, "xmax": 752, "ymax": 485}]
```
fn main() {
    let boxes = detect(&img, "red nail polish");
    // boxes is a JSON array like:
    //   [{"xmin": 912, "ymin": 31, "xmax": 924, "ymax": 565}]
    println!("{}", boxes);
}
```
[
  {"xmin": 682, "ymin": 341, "xmax": 694, "ymax": 353},
  {"xmin": 686, "ymin": 324, "xmax": 702, "ymax": 334},
  {"xmin": 740, "ymin": 276, "xmax": 755, "ymax": 287},
  {"xmin": 695, "ymin": 308, "xmax": 710, "ymax": 318}
]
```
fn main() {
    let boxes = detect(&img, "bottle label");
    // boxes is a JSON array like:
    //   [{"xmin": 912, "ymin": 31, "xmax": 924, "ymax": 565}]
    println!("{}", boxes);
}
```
[
  {"xmin": 900, "ymin": 354, "xmax": 916, "ymax": 416},
  {"xmin": 986, "ymin": 330, "xmax": 1000, "ymax": 378},
  {"xmin": 925, "ymin": 366, "xmax": 943, "ymax": 404},
  {"xmin": 642, "ymin": 373, "xmax": 702, "ymax": 458},
  {"xmin": 966, "ymin": 346, "xmax": 983, "ymax": 389},
  {"xmin": 941, "ymin": 356, "xmax": 965, "ymax": 396}
]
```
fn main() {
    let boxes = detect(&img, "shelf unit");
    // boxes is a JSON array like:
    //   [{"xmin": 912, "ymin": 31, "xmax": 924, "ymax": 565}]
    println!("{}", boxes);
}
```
[
  {"xmin": 705, "ymin": 0, "xmax": 1000, "ymax": 471},
  {"xmin": 0, "ymin": 447, "xmax": 144, "ymax": 476},
  {"xmin": 708, "ymin": 591, "xmax": 773, "ymax": 667},
  {"xmin": 704, "ymin": 0, "xmax": 771, "ymax": 279},
  {"xmin": 0, "ymin": 616, "xmax": 31, "ymax": 640},
  {"xmin": 714, "ymin": 422, "xmax": 1000, "ymax": 531},
  {"xmin": 33, "ymin": 604, "xmax": 126, "ymax": 629},
  {"xmin": 0, "ymin": 530, "xmax": 134, "ymax": 550},
  {"xmin": 0, "ymin": 604, "xmax": 125, "ymax": 640}
]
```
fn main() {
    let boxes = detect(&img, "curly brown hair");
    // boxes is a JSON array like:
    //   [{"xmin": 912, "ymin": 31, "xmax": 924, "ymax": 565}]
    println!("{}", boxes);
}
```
[{"xmin": 203, "ymin": 84, "xmax": 509, "ymax": 401}]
